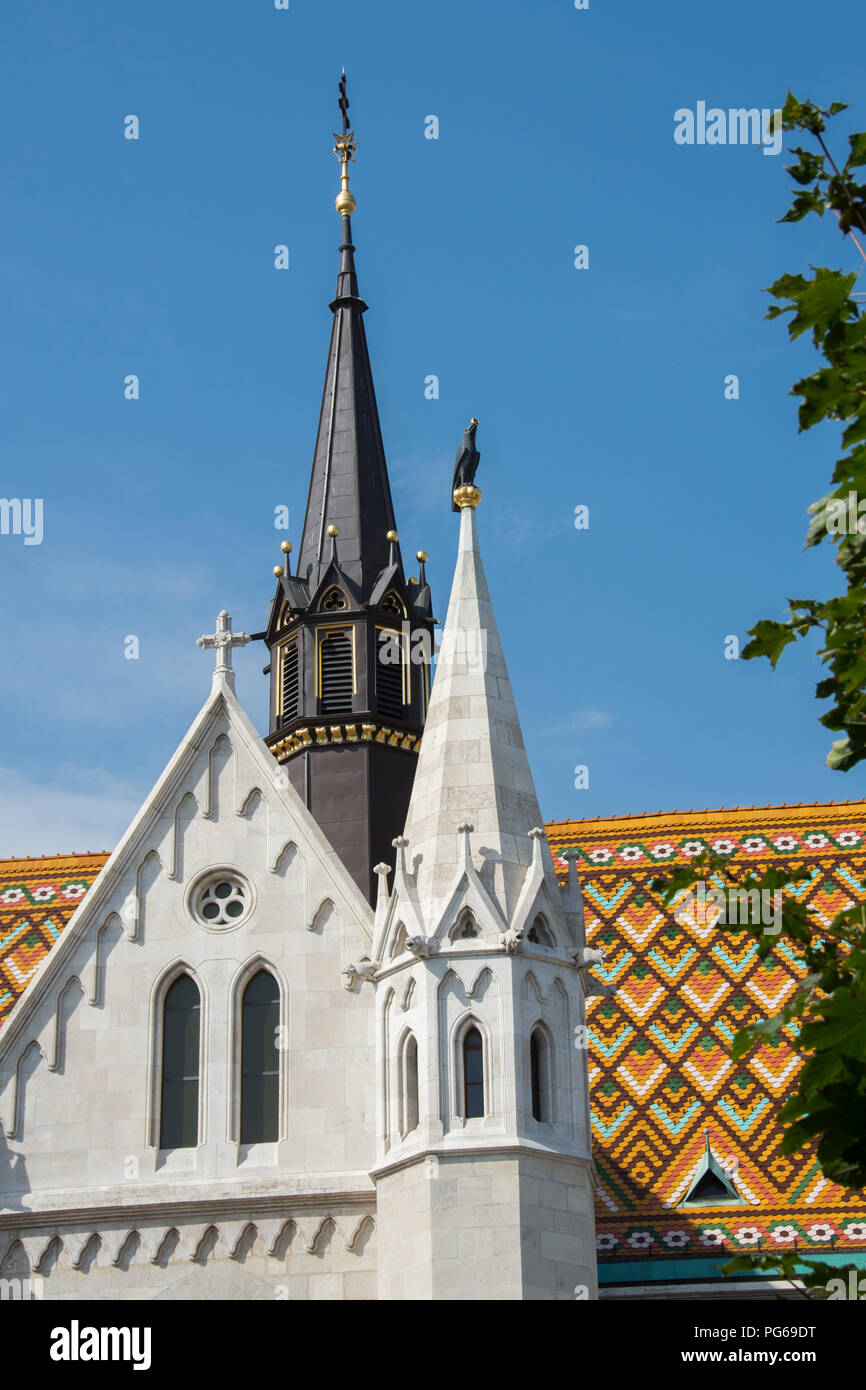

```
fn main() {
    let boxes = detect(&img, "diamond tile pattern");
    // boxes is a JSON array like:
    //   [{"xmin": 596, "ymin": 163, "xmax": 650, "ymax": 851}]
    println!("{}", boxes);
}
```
[
  {"xmin": 0, "ymin": 853, "xmax": 109, "ymax": 1028},
  {"xmin": 547, "ymin": 804, "xmax": 866, "ymax": 1262}
]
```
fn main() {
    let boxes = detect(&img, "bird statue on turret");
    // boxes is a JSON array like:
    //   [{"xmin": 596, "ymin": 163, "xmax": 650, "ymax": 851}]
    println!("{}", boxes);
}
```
[{"xmin": 451, "ymin": 418, "xmax": 481, "ymax": 510}]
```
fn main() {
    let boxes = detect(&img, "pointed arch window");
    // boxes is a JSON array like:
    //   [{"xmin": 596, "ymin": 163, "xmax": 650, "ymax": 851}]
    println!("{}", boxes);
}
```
[
  {"xmin": 462, "ymin": 1025, "xmax": 485, "ymax": 1119},
  {"xmin": 241, "ymin": 970, "xmax": 280, "ymax": 1144},
  {"xmin": 399, "ymin": 1032, "xmax": 419, "ymax": 1137},
  {"xmin": 318, "ymin": 629, "xmax": 354, "ymax": 715},
  {"xmin": 160, "ymin": 974, "xmax": 201, "ymax": 1149},
  {"xmin": 527, "ymin": 914, "xmax": 554, "ymax": 947},
  {"xmin": 530, "ymin": 1028, "xmax": 551, "ymax": 1123}
]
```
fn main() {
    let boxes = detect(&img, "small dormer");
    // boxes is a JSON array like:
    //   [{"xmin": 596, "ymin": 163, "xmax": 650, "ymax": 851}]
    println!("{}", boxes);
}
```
[
  {"xmin": 449, "ymin": 908, "xmax": 482, "ymax": 942},
  {"xmin": 380, "ymin": 590, "xmax": 406, "ymax": 619},
  {"xmin": 527, "ymin": 913, "xmax": 555, "ymax": 947},
  {"xmin": 318, "ymin": 585, "xmax": 349, "ymax": 613},
  {"xmin": 679, "ymin": 1132, "xmax": 743, "ymax": 1206}
]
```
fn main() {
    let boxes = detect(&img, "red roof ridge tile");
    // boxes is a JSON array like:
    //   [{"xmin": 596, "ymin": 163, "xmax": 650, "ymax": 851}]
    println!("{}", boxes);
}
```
[
  {"xmin": 0, "ymin": 849, "xmax": 111, "ymax": 868},
  {"xmin": 544, "ymin": 797, "xmax": 866, "ymax": 827}
]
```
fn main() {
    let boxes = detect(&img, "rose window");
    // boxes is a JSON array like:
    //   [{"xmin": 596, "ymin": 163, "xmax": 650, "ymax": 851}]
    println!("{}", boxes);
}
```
[{"xmin": 195, "ymin": 876, "xmax": 247, "ymax": 927}]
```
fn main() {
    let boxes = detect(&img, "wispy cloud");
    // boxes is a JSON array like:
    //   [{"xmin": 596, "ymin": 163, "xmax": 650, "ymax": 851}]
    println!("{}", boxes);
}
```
[
  {"xmin": 0, "ymin": 554, "xmax": 214, "ymax": 726},
  {"xmin": 0, "ymin": 766, "xmax": 139, "ymax": 858},
  {"xmin": 390, "ymin": 452, "xmax": 452, "ymax": 517},
  {"xmin": 544, "ymin": 707, "xmax": 616, "ymax": 736}
]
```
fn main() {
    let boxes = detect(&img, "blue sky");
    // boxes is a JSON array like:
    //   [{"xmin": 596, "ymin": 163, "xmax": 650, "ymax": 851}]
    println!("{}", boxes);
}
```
[{"xmin": 2, "ymin": 0, "xmax": 865, "ymax": 854}]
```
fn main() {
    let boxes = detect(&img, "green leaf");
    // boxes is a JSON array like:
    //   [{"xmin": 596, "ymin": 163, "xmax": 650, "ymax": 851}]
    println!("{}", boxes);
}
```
[
  {"xmin": 848, "ymin": 131, "xmax": 866, "ymax": 168},
  {"xmin": 780, "ymin": 189, "xmax": 827, "ymax": 223},
  {"xmin": 742, "ymin": 619, "xmax": 798, "ymax": 667},
  {"xmin": 799, "ymin": 1050, "xmax": 846, "ymax": 1090},
  {"xmin": 827, "ymin": 735, "xmax": 856, "ymax": 769},
  {"xmin": 692, "ymin": 105, "xmax": 866, "ymax": 1194}
]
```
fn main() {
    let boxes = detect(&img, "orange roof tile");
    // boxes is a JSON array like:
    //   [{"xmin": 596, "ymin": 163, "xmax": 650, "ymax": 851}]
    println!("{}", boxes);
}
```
[
  {"xmin": 544, "ymin": 799, "xmax": 866, "ymax": 1266},
  {"xmin": 0, "ymin": 852, "xmax": 110, "ymax": 1029},
  {"xmin": 4, "ymin": 799, "xmax": 865, "ymax": 1271}
]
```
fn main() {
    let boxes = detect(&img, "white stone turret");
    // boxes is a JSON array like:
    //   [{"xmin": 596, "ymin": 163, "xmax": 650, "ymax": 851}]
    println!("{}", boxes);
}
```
[
  {"xmin": 398, "ymin": 502, "xmax": 558, "ymax": 925},
  {"xmin": 370, "ymin": 496, "xmax": 598, "ymax": 1301}
]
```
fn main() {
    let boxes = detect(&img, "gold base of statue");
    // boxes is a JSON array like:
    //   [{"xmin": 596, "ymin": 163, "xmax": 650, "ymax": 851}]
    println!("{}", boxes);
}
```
[{"xmin": 452, "ymin": 485, "xmax": 482, "ymax": 510}]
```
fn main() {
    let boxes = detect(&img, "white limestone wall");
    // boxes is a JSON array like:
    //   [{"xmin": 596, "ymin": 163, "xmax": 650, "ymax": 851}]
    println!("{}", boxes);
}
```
[
  {"xmin": 374, "ymin": 1162, "xmax": 436, "ymax": 1300},
  {"xmin": 376, "ymin": 1151, "xmax": 596, "ymax": 1300},
  {"xmin": 0, "ymin": 1210, "xmax": 377, "ymax": 1301},
  {"xmin": 377, "ymin": 948, "xmax": 591, "ymax": 1164},
  {"xmin": 376, "ymin": 1155, "xmax": 524, "ymax": 1301},
  {"xmin": 374, "ymin": 943, "xmax": 597, "ymax": 1299},
  {"xmin": 518, "ymin": 1152, "xmax": 598, "ymax": 1300}
]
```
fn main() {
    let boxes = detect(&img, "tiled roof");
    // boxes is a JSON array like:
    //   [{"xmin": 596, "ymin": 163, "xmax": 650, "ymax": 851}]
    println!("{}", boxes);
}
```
[
  {"xmin": 0, "ymin": 853, "xmax": 110, "ymax": 1029},
  {"xmin": 4, "ymin": 802, "xmax": 865, "ymax": 1278},
  {"xmin": 546, "ymin": 802, "xmax": 866, "ymax": 1270}
]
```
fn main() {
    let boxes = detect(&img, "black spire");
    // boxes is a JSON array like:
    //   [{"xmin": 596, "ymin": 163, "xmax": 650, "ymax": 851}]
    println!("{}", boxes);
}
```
[
  {"xmin": 296, "ymin": 77, "xmax": 399, "ymax": 597},
  {"xmin": 261, "ymin": 76, "xmax": 435, "ymax": 906}
]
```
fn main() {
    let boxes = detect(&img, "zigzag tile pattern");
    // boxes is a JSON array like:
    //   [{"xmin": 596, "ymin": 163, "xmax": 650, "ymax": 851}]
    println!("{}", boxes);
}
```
[
  {"xmin": 547, "ymin": 803, "xmax": 866, "ymax": 1265},
  {"xmin": 0, "ymin": 854, "xmax": 109, "ymax": 1028},
  {"xmin": 5, "ymin": 811, "xmax": 866, "ymax": 1274}
]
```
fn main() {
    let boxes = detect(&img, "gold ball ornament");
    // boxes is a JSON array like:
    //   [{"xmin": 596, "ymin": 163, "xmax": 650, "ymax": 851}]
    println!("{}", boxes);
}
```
[
  {"xmin": 273, "ymin": 565, "xmax": 285, "ymax": 577},
  {"xmin": 280, "ymin": 540, "xmax": 293, "ymax": 553},
  {"xmin": 327, "ymin": 524, "xmax": 340, "ymax": 537},
  {"xmin": 416, "ymin": 549, "xmax": 428, "ymax": 563}
]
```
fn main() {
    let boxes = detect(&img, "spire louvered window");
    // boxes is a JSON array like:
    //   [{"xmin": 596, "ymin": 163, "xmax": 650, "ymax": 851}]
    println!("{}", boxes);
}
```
[
  {"xmin": 377, "ymin": 629, "xmax": 405, "ymax": 720},
  {"xmin": 319, "ymin": 630, "xmax": 353, "ymax": 715},
  {"xmin": 279, "ymin": 640, "xmax": 299, "ymax": 727}
]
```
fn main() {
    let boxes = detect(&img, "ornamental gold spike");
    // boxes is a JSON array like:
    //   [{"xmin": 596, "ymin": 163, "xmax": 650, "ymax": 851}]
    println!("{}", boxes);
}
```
[{"xmin": 334, "ymin": 69, "xmax": 357, "ymax": 217}]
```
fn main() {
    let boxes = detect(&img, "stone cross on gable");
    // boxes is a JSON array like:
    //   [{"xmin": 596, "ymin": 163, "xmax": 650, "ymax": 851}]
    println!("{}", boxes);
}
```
[{"xmin": 196, "ymin": 609, "xmax": 251, "ymax": 689}]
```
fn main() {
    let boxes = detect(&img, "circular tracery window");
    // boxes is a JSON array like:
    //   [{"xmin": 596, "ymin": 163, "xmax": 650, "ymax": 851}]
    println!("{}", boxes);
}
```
[
  {"xmin": 321, "ymin": 588, "xmax": 347, "ymax": 611},
  {"xmin": 193, "ymin": 874, "xmax": 248, "ymax": 928}
]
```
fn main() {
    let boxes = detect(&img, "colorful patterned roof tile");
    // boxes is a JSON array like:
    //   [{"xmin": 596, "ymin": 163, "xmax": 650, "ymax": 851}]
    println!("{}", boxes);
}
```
[
  {"xmin": 546, "ymin": 801, "xmax": 866, "ymax": 1271},
  {"xmin": 5, "ymin": 804, "xmax": 866, "ymax": 1278},
  {"xmin": 0, "ymin": 853, "xmax": 109, "ymax": 1029}
]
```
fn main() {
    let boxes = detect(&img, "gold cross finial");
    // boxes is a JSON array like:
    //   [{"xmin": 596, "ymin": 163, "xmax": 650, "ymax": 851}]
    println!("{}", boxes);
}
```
[{"xmin": 333, "ymin": 71, "xmax": 357, "ymax": 216}]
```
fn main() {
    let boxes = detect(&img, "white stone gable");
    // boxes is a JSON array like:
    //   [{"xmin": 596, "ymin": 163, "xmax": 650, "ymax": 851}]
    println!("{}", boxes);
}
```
[{"xmin": 0, "ymin": 677, "xmax": 377, "ymax": 1217}]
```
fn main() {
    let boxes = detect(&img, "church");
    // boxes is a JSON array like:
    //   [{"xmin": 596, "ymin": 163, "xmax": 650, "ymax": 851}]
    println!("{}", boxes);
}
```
[{"xmin": 1, "ymin": 84, "xmax": 864, "ymax": 1302}]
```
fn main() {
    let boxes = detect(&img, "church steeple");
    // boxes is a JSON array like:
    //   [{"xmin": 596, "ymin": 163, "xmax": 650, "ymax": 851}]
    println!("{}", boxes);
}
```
[
  {"xmin": 262, "ymin": 75, "xmax": 434, "ymax": 905},
  {"xmin": 399, "ymin": 484, "xmax": 557, "ymax": 925},
  {"xmin": 369, "ymin": 479, "xmax": 598, "ymax": 1301},
  {"xmin": 296, "ymin": 72, "xmax": 400, "ymax": 597}
]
